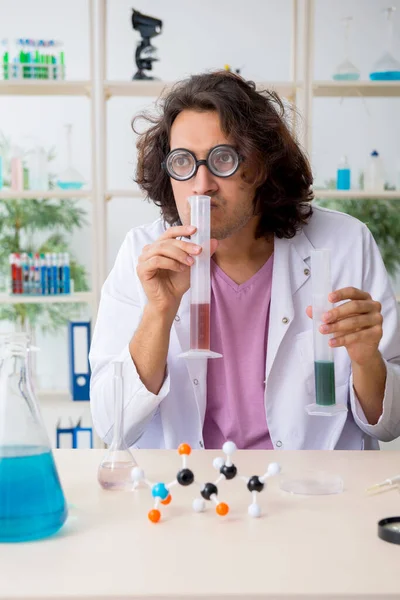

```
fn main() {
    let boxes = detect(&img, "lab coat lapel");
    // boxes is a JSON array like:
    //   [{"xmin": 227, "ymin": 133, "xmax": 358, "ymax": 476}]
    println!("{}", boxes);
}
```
[{"xmin": 266, "ymin": 230, "xmax": 312, "ymax": 380}]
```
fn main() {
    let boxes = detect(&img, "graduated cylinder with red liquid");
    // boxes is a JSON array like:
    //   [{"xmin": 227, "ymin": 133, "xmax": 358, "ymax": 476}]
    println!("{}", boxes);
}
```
[{"xmin": 179, "ymin": 195, "xmax": 222, "ymax": 360}]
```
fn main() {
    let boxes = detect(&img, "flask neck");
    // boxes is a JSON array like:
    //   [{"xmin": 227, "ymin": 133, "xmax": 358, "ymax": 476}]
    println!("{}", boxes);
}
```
[{"xmin": 109, "ymin": 370, "xmax": 128, "ymax": 450}]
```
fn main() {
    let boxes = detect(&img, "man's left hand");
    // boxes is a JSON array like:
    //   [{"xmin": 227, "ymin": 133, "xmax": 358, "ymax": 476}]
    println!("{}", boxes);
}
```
[{"xmin": 306, "ymin": 287, "xmax": 383, "ymax": 367}]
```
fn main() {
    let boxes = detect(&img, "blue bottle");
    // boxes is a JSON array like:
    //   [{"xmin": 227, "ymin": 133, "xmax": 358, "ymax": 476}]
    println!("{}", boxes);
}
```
[
  {"xmin": 63, "ymin": 253, "xmax": 71, "ymax": 294},
  {"xmin": 337, "ymin": 156, "xmax": 351, "ymax": 190},
  {"xmin": 40, "ymin": 254, "xmax": 47, "ymax": 295}
]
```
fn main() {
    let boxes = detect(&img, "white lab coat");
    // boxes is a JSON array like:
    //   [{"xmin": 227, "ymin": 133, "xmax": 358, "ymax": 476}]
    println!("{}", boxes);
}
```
[{"xmin": 89, "ymin": 206, "xmax": 400, "ymax": 450}]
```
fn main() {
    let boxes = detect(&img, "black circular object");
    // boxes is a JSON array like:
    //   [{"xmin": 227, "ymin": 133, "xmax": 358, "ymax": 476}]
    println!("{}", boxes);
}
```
[
  {"xmin": 177, "ymin": 468, "xmax": 194, "ymax": 487},
  {"xmin": 247, "ymin": 476, "xmax": 264, "ymax": 493},
  {"xmin": 378, "ymin": 517, "xmax": 400, "ymax": 545},
  {"xmin": 221, "ymin": 464, "xmax": 237, "ymax": 480},
  {"xmin": 201, "ymin": 482, "xmax": 218, "ymax": 500}
]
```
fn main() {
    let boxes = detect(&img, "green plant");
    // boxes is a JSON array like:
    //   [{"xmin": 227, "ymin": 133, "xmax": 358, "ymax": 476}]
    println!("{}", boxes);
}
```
[
  {"xmin": 0, "ymin": 134, "xmax": 89, "ymax": 331},
  {"xmin": 314, "ymin": 180, "xmax": 400, "ymax": 277}
]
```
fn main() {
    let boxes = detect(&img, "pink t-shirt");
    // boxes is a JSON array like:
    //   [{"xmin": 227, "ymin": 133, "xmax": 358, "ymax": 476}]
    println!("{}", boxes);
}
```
[{"xmin": 203, "ymin": 255, "xmax": 274, "ymax": 450}]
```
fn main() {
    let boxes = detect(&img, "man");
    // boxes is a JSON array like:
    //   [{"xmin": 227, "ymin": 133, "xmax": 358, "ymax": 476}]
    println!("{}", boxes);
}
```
[{"xmin": 89, "ymin": 70, "xmax": 400, "ymax": 450}]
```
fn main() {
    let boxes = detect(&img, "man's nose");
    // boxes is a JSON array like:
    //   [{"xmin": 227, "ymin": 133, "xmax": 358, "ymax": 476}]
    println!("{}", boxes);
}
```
[{"xmin": 192, "ymin": 164, "xmax": 218, "ymax": 196}]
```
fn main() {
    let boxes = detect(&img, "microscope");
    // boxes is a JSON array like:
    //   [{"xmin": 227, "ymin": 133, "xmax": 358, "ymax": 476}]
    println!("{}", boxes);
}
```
[{"xmin": 131, "ymin": 9, "xmax": 163, "ymax": 80}]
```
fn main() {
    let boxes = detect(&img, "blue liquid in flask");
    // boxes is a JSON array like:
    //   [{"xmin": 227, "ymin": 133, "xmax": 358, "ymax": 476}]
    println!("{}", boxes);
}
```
[{"xmin": 0, "ymin": 446, "xmax": 68, "ymax": 542}]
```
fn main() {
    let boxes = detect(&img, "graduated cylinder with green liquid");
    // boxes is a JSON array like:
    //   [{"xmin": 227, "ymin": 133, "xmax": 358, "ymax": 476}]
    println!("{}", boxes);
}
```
[{"xmin": 306, "ymin": 249, "xmax": 348, "ymax": 416}]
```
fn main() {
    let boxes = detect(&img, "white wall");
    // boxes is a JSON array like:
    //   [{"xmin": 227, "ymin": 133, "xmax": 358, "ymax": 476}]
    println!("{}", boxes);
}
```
[{"xmin": 1, "ymin": 0, "xmax": 399, "ymax": 448}]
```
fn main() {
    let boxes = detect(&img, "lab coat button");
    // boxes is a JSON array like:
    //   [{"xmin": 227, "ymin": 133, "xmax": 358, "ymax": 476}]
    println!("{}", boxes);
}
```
[
  {"xmin": 174, "ymin": 315, "xmax": 180, "ymax": 322},
  {"xmin": 282, "ymin": 317, "xmax": 289, "ymax": 324},
  {"xmin": 199, "ymin": 441, "xmax": 204, "ymax": 448},
  {"xmin": 193, "ymin": 378, "xmax": 199, "ymax": 385},
  {"xmin": 276, "ymin": 440, "xmax": 283, "ymax": 448},
  {"xmin": 304, "ymin": 268, "xmax": 310, "ymax": 276}
]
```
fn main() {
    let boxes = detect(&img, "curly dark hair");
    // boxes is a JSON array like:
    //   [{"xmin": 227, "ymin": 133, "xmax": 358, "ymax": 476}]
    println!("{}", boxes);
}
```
[{"xmin": 133, "ymin": 70, "xmax": 313, "ymax": 239}]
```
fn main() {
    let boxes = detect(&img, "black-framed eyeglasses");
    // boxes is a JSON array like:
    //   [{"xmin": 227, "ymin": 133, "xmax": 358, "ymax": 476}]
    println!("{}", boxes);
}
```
[{"xmin": 162, "ymin": 144, "xmax": 242, "ymax": 181}]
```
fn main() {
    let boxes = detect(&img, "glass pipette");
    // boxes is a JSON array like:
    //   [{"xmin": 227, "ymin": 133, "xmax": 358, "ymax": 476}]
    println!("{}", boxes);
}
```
[
  {"xmin": 306, "ymin": 249, "xmax": 347, "ymax": 416},
  {"xmin": 179, "ymin": 195, "xmax": 222, "ymax": 359},
  {"xmin": 366, "ymin": 475, "xmax": 400, "ymax": 494}
]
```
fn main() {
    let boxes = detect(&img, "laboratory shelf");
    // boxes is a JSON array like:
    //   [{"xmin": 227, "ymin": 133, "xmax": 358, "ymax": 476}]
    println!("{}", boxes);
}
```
[
  {"xmin": 104, "ymin": 80, "xmax": 298, "ymax": 99},
  {"xmin": 0, "ymin": 80, "xmax": 91, "ymax": 96},
  {"xmin": 105, "ymin": 189, "xmax": 143, "ymax": 200},
  {"xmin": 313, "ymin": 81, "xmax": 400, "ymax": 98},
  {"xmin": 0, "ymin": 190, "xmax": 92, "ymax": 200},
  {"xmin": 313, "ymin": 190, "xmax": 400, "ymax": 199},
  {"xmin": 0, "ymin": 291, "xmax": 94, "ymax": 305}
]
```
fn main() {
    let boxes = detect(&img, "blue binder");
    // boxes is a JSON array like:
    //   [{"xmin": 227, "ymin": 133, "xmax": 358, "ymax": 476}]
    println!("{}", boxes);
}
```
[{"xmin": 68, "ymin": 321, "xmax": 91, "ymax": 401}]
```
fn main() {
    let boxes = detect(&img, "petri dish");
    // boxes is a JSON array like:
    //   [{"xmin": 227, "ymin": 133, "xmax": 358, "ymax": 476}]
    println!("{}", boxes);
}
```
[{"xmin": 279, "ymin": 470, "xmax": 344, "ymax": 495}]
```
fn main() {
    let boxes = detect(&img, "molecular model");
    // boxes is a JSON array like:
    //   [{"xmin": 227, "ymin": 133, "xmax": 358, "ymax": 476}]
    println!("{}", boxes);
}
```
[
  {"xmin": 132, "ymin": 443, "xmax": 229, "ymax": 523},
  {"xmin": 132, "ymin": 441, "xmax": 281, "ymax": 523},
  {"xmin": 213, "ymin": 441, "xmax": 281, "ymax": 518}
]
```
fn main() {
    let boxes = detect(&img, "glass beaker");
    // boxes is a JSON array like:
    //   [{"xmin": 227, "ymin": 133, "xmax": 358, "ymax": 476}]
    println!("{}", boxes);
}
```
[
  {"xmin": 98, "ymin": 362, "xmax": 138, "ymax": 491},
  {"xmin": 333, "ymin": 17, "xmax": 360, "ymax": 81},
  {"xmin": 0, "ymin": 333, "xmax": 68, "ymax": 542},
  {"xmin": 370, "ymin": 7, "xmax": 400, "ymax": 80}
]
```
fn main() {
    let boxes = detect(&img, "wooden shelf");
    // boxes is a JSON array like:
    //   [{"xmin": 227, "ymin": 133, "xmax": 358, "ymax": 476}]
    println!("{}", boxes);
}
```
[
  {"xmin": 105, "ymin": 80, "xmax": 298, "ymax": 99},
  {"xmin": 0, "ymin": 190, "xmax": 92, "ymax": 200},
  {"xmin": 0, "ymin": 80, "xmax": 91, "ymax": 96},
  {"xmin": 105, "ymin": 189, "xmax": 143, "ymax": 200},
  {"xmin": 0, "ymin": 291, "xmax": 94, "ymax": 305},
  {"xmin": 313, "ymin": 81, "xmax": 400, "ymax": 98},
  {"xmin": 313, "ymin": 190, "xmax": 400, "ymax": 199}
]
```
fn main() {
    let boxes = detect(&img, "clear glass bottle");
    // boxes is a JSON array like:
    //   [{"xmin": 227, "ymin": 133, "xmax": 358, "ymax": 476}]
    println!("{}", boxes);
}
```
[
  {"xmin": 98, "ymin": 362, "xmax": 138, "ymax": 491},
  {"xmin": 0, "ymin": 333, "xmax": 68, "ymax": 542}
]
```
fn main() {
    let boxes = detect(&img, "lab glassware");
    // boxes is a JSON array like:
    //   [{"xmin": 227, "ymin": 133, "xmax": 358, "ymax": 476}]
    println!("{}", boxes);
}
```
[
  {"xmin": 0, "ymin": 333, "xmax": 68, "ymax": 542},
  {"xmin": 333, "ymin": 17, "xmax": 360, "ymax": 81},
  {"xmin": 179, "ymin": 195, "xmax": 222, "ymax": 359},
  {"xmin": 98, "ymin": 361, "xmax": 138, "ymax": 491},
  {"xmin": 370, "ymin": 7, "xmax": 400, "ymax": 80},
  {"xmin": 306, "ymin": 249, "xmax": 347, "ymax": 416},
  {"xmin": 57, "ymin": 124, "xmax": 85, "ymax": 190}
]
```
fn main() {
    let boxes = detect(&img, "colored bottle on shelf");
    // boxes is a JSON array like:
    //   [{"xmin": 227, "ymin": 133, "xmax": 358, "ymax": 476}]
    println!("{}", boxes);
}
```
[
  {"xmin": 336, "ymin": 156, "xmax": 351, "ymax": 190},
  {"xmin": 11, "ymin": 147, "xmax": 24, "ymax": 192},
  {"xmin": 364, "ymin": 150, "xmax": 385, "ymax": 192},
  {"xmin": 45, "ymin": 253, "xmax": 53, "ymax": 294},
  {"xmin": 20, "ymin": 253, "xmax": 29, "ymax": 294},
  {"xmin": 51, "ymin": 253, "xmax": 59, "ymax": 295},
  {"xmin": 63, "ymin": 253, "xmax": 70, "ymax": 294},
  {"xmin": 40, "ymin": 254, "xmax": 47, "ymax": 295},
  {"xmin": 2, "ymin": 40, "xmax": 9, "ymax": 80}
]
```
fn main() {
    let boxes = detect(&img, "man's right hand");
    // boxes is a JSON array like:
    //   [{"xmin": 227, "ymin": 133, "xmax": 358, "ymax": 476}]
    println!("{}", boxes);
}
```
[{"xmin": 137, "ymin": 225, "xmax": 218, "ymax": 318}]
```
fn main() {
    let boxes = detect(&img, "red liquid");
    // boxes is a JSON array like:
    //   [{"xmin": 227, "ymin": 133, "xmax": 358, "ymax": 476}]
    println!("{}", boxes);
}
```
[{"xmin": 190, "ymin": 303, "xmax": 210, "ymax": 350}]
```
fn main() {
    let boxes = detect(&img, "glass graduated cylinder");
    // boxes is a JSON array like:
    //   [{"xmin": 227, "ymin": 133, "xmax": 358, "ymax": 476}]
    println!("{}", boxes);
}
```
[
  {"xmin": 306, "ymin": 250, "xmax": 347, "ymax": 416},
  {"xmin": 98, "ymin": 361, "xmax": 138, "ymax": 491},
  {"xmin": 179, "ymin": 195, "xmax": 221, "ymax": 359},
  {"xmin": 0, "ymin": 333, "xmax": 67, "ymax": 542}
]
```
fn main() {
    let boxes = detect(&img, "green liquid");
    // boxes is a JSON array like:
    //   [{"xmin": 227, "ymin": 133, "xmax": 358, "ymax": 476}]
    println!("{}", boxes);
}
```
[{"xmin": 314, "ymin": 361, "xmax": 336, "ymax": 406}]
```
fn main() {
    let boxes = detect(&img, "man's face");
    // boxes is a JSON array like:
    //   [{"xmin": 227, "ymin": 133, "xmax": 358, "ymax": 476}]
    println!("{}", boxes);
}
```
[{"xmin": 169, "ymin": 110, "xmax": 257, "ymax": 240}]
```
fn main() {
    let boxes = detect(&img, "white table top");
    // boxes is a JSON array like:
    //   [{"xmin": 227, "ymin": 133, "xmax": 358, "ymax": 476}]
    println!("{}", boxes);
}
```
[{"xmin": 1, "ymin": 449, "xmax": 400, "ymax": 600}]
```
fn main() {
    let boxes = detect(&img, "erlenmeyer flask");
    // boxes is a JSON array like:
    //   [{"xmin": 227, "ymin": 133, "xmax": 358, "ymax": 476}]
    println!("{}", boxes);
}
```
[
  {"xmin": 370, "ymin": 7, "xmax": 400, "ymax": 80},
  {"xmin": 98, "ymin": 362, "xmax": 138, "ymax": 491},
  {"xmin": 333, "ymin": 17, "xmax": 360, "ymax": 81},
  {"xmin": 56, "ymin": 124, "xmax": 85, "ymax": 190},
  {"xmin": 0, "ymin": 333, "xmax": 68, "ymax": 542}
]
